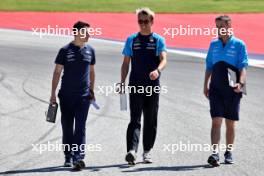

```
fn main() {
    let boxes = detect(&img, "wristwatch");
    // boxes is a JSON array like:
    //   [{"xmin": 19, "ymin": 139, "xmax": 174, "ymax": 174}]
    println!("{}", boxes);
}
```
[
  {"xmin": 157, "ymin": 68, "xmax": 161, "ymax": 75},
  {"xmin": 239, "ymin": 82, "xmax": 245, "ymax": 87}
]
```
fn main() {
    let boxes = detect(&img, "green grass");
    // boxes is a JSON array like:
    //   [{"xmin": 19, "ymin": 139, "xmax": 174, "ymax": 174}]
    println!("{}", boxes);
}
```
[{"xmin": 0, "ymin": 0, "xmax": 264, "ymax": 13}]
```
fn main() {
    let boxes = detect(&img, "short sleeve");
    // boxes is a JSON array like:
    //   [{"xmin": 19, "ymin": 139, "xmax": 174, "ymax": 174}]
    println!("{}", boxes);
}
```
[
  {"xmin": 122, "ymin": 37, "xmax": 133, "ymax": 57},
  {"xmin": 55, "ymin": 48, "xmax": 65, "ymax": 65},
  {"xmin": 91, "ymin": 48, "xmax": 96, "ymax": 65},
  {"xmin": 157, "ymin": 37, "xmax": 167, "ymax": 56},
  {"xmin": 238, "ymin": 42, "xmax": 248, "ymax": 69},
  {"xmin": 206, "ymin": 43, "xmax": 213, "ymax": 71}
]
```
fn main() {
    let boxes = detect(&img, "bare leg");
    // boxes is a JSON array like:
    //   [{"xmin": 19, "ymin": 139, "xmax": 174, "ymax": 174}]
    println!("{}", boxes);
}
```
[
  {"xmin": 211, "ymin": 117, "xmax": 223, "ymax": 153},
  {"xmin": 225, "ymin": 119, "xmax": 235, "ymax": 151}
]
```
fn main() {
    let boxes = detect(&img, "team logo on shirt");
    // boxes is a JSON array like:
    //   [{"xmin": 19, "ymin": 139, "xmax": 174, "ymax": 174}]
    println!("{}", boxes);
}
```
[
  {"xmin": 135, "ymin": 38, "xmax": 140, "ymax": 43},
  {"xmin": 212, "ymin": 46, "xmax": 220, "ymax": 54},
  {"xmin": 149, "ymin": 36, "xmax": 154, "ymax": 43},
  {"xmin": 66, "ymin": 49, "xmax": 75, "ymax": 62},
  {"xmin": 146, "ymin": 37, "xmax": 155, "ymax": 49},
  {"xmin": 66, "ymin": 56, "xmax": 75, "ymax": 61},
  {"xmin": 226, "ymin": 49, "xmax": 237, "ymax": 57},
  {"xmin": 133, "ymin": 39, "xmax": 141, "ymax": 50},
  {"xmin": 146, "ymin": 42, "xmax": 156, "ymax": 50},
  {"xmin": 83, "ymin": 56, "xmax": 92, "ymax": 62},
  {"xmin": 133, "ymin": 43, "xmax": 141, "ymax": 46},
  {"xmin": 82, "ymin": 50, "xmax": 92, "ymax": 62},
  {"xmin": 66, "ymin": 50, "xmax": 75, "ymax": 61},
  {"xmin": 80, "ymin": 48, "xmax": 92, "ymax": 62},
  {"xmin": 147, "ymin": 43, "xmax": 156, "ymax": 46}
]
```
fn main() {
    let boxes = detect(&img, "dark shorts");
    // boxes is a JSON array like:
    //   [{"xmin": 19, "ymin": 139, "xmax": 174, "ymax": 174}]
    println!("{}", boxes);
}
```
[{"xmin": 209, "ymin": 89, "xmax": 242, "ymax": 121}]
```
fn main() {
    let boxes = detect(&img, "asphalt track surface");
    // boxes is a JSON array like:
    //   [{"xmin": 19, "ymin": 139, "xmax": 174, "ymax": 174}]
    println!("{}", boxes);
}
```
[{"xmin": 0, "ymin": 29, "xmax": 263, "ymax": 176}]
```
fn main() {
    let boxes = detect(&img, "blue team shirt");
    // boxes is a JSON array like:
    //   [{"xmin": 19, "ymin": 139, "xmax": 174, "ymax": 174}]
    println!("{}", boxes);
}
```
[
  {"xmin": 122, "ymin": 32, "xmax": 167, "ymax": 86},
  {"xmin": 206, "ymin": 36, "xmax": 248, "ymax": 71},
  {"xmin": 206, "ymin": 36, "xmax": 248, "ymax": 95},
  {"xmin": 55, "ymin": 42, "xmax": 96, "ymax": 96}
]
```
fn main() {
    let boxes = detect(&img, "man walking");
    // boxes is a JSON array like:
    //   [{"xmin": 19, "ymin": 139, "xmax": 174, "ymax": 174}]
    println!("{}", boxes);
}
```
[
  {"xmin": 50, "ymin": 21, "xmax": 96, "ymax": 171},
  {"xmin": 204, "ymin": 15, "xmax": 248, "ymax": 167},
  {"xmin": 121, "ymin": 8, "xmax": 167, "ymax": 165}
]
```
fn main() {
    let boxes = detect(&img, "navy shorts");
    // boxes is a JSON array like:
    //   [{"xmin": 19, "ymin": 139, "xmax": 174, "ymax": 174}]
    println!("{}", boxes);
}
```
[{"xmin": 209, "ymin": 89, "xmax": 242, "ymax": 121}]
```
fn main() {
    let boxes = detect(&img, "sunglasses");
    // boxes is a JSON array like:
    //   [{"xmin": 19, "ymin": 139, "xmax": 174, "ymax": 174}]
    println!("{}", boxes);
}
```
[{"xmin": 138, "ymin": 19, "xmax": 150, "ymax": 25}]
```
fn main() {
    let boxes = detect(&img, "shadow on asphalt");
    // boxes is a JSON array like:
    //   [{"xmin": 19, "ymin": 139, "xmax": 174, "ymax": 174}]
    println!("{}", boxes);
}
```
[
  {"xmin": 0, "ymin": 166, "xmax": 71, "ymax": 175},
  {"xmin": 121, "ymin": 164, "xmax": 213, "ymax": 173},
  {"xmin": 0, "ymin": 163, "xmax": 212, "ymax": 174}
]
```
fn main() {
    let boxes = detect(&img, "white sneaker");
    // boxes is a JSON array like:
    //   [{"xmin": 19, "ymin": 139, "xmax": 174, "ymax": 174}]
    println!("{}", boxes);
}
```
[
  {"xmin": 125, "ymin": 150, "xmax": 137, "ymax": 165},
  {"xmin": 143, "ymin": 151, "xmax": 153, "ymax": 164}
]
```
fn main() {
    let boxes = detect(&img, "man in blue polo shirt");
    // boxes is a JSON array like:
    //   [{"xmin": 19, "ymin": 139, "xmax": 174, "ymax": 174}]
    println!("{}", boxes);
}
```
[
  {"xmin": 50, "ymin": 21, "xmax": 96, "ymax": 171},
  {"xmin": 121, "ymin": 8, "xmax": 167, "ymax": 165},
  {"xmin": 203, "ymin": 15, "xmax": 248, "ymax": 167}
]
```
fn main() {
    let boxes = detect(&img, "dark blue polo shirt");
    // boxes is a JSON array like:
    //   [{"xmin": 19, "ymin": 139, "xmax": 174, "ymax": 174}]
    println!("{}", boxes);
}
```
[
  {"xmin": 55, "ymin": 42, "xmax": 96, "ymax": 96},
  {"xmin": 122, "ymin": 32, "xmax": 167, "ymax": 86}
]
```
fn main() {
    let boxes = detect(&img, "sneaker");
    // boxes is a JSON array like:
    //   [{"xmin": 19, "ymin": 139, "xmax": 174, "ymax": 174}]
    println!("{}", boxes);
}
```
[
  {"xmin": 72, "ymin": 160, "xmax": 85, "ymax": 171},
  {"xmin": 207, "ymin": 153, "xmax": 220, "ymax": 167},
  {"xmin": 63, "ymin": 157, "xmax": 72, "ymax": 167},
  {"xmin": 143, "ymin": 151, "xmax": 153, "ymax": 164},
  {"xmin": 125, "ymin": 150, "xmax": 136, "ymax": 165},
  {"xmin": 224, "ymin": 151, "xmax": 234, "ymax": 164}
]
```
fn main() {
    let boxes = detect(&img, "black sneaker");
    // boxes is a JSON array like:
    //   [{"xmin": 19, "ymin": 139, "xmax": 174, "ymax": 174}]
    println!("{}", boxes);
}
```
[
  {"xmin": 207, "ymin": 153, "xmax": 220, "ymax": 167},
  {"xmin": 72, "ymin": 160, "xmax": 86, "ymax": 171},
  {"xmin": 64, "ymin": 157, "xmax": 72, "ymax": 167},
  {"xmin": 125, "ymin": 150, "xmax": 136, "ymax": 165},
  {"xmin": 224, "ymin": 151, "xmax": 234, "ymax": 164}
]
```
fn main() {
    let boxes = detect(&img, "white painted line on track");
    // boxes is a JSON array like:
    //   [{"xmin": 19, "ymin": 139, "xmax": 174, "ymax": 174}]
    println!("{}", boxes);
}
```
[{"xmin": 1, "ymin": 28, "xmax": 263, "ymax": 68}]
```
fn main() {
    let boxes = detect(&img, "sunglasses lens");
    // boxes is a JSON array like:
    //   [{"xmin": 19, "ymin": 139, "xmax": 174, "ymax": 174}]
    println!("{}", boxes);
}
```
[{"xmin": 138, "ymin": 20, "xmax": 149, "ymax": 24}]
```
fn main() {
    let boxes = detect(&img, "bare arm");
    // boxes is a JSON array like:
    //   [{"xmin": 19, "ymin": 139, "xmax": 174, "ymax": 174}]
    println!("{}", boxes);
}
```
[
  {"xmin": 234, "ymin": 68, "xmax": 247, "ymax": 93},
  {"xmin": 90, "ymin": 65, "xmax": 95, "ymax": 91},
  {"xmin": 158, "ymin": 51, "xmax": 167, "ymax": 71},
  {"xmin": 149, "ymin": 51, "xmax": 167, "ymax": 80},
  {"xmin": 119, "ymin": 56, "xmax": 130, "ymax": 93},
  {"xmin": 239, "ymin": 68, "xmax": 246, "ymax": 84},
  {"xmin": 50, "ymin": 64, "xmax": 63, "ymax": 103}
]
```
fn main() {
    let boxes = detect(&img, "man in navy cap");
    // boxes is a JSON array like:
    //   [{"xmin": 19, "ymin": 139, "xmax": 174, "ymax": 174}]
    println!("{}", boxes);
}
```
[{"xmin": 50, "ymin": 21, "xmax": 96, "ymax": 171}]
